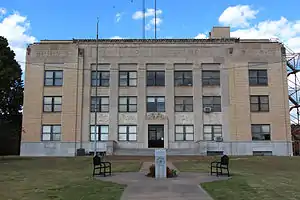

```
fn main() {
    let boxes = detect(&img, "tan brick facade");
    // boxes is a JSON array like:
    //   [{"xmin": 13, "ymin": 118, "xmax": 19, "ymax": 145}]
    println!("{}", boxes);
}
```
[{"xmin": 20, "ymin": 28, "xmax": 292, "ymax": 156}]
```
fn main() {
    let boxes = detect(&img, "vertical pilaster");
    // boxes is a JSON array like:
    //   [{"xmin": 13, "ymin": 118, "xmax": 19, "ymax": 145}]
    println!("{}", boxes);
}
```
[
  {"xmin": 165, "ymin": 63, "xmax": 175, "ymax": 145},
  {"xmin": 137, "ymin": 63, "xmax": 147, "ymax": 147},
  {"xmin": 193, "ymin": 62, "xmax": 202, "ymax": 141},
  {"xmin": 109, "ymin": 63, "xmax": 118, "ymax": 141}
]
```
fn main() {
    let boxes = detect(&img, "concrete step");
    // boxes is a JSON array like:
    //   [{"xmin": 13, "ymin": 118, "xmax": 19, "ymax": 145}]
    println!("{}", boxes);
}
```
[{"xmin": 114, "ymin": 148, "xmax": 206, "ymax": 156}]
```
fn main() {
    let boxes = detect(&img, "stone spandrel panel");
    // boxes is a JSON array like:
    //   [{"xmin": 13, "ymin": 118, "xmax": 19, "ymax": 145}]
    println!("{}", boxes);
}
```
[
  {"xmin": 203, "ymin": 113, "xmax": 223, "ymax": 124},
  {"xmin": 118, "ymin": 113, "xmax": 138, "ymax": 124},
  {"xmin": 90, "ymin": 113, "xmax": 109, "ymax": 124},
  {"xmin": 175, "ymin": 113, "xmax": 194, "ymax": 124}
]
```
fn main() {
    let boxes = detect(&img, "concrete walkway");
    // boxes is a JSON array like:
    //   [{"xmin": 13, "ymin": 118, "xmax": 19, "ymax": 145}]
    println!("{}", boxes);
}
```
[{"xmin": 96, "ymin": 162, "xmax": 230, "ymax": 200}]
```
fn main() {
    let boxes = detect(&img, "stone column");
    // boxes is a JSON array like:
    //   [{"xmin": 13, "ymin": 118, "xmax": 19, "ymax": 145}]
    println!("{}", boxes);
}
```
[
  {"xmin": 165, "ymin": 63, "xmax": 175, "ymax": 146},
  {"xmin": 193, "ymin": 62, "xmax": 202, "ymax": 142},
  {"xmin": 109, "ymin": 63, "xmax": 118, "ymax": 141},
  {"xmin": 137, "ymin": 63, "xmax": 147, "ymax": 148}
]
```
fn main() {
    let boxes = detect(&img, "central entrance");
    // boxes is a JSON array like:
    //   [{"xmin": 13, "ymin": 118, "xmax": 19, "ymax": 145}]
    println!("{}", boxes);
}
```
[{"xmin": 148, "ymin": 125, "xmax": 164, "ymax": 148}]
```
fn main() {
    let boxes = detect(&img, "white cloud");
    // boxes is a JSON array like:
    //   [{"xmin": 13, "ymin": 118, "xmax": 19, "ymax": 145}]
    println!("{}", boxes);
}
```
[
  {"xmin": 149, "ymin": 17, "xmax": 162, "ymax": 26},
  {"xmin": 115, "ymin": 12, "xmax": 123, "ymax": 23},
  {"xmin": 219, "ymin": 5, "xmax": 258, "ymax": 28},
  {"xmin": 110, "ymin": 36, "xmax": 124, "ymax": 39},
  {"xmin": 0, "ymin": 8, "xmax": 6, "ymax": 15},
  {"xmin": 194, "ymin": 33, "xmax": 207, "ymax": 39},
  {"xmin": 0, "ymin": 10, "xmax": 37, "ymax": 72},
  {"xmin": 132, "ymin": 8, "xmax": 162, "ymax": 20}
]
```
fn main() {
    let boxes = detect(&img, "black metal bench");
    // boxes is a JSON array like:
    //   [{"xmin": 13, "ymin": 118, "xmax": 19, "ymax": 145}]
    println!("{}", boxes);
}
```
[
  {"xmin": 210, "ymin": 155, "xmax": 230, "ymax": 177},
  {"xmin": 92, "ymin": 154, "xmax": 112, "ymax": 177}
]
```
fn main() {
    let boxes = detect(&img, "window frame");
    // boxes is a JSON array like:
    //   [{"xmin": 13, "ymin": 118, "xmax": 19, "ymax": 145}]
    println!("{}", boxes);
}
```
[
  {"xmin": 146, "ymin": 96, "xmax": 165, "ymax": 112},
  {"xmin": 251, "ymin": 124, "xmax": 271, "ymax": 141},
  {"xmin": 43, "ymin": 96, "xmax": 62, "ymax": 112},
  {"xmin": 41, "ymin": 125, "xmax": 61, "ymax": 141},
  {"xmin": 118, "ymin": 96, "xmax": 137, "ymax": 112},
  {"xmin": 90, "ymin": 96, "xmax": 109, "ymax": 112},
  {"xmin": 91, "ymin": 71, "xmax": 110, "ymax": 87},
  {"xmin": 146, "ymin": 71, "xmax": 165, "ymax": 86},
  {"xmin": 119, "ymin": 71, "xmax": 137, "ymax": 87},
  {"xmin": 249, "ymin": 69, "xmax": 268, "ymax": 86},
  {"xmin": 118, "ymin": 125, "xmax": 137, "ymax": 141},
  {"xmin": 202, "ymin": 70, "xmax": 220, "ymax": 86},
  {"xmin": 202, "ymin": 96, "xmax": 222, "ymax": 112},
  {"xmin": 203, "ymin": 125, "xmax": 222, "ymax": 141},
  {"xmin": 174, "ymin": 71, "xmax": 193, "ymax": 86},
  {"xmin": 90, "ymin": 125, "xmax": 109, "ymax": 141},
  {"xmin": 174, "ymin": 96, "xmax": 193, "ymax": 112},
  {"xmin": 175, "ymin": 125, "xmax": 194, "ymax": 141},
  {"xmin": 250, "ymin": 95, "xmax": 269, "ymax": 112},
  {"xmin": 44, "ymin": 70, "xmax": 63, "ymax": 86}
]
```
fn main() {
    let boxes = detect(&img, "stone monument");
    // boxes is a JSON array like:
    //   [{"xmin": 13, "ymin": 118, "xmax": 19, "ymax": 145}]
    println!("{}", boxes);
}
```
[{"xmin": 154, "ymin": 148, "xmax": 167, "ymax": 178}]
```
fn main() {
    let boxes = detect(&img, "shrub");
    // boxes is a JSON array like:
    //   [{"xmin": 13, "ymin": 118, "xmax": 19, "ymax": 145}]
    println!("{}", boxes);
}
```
[{"xmin": 146, "ymin": 164, "xmax": 178, "ymax": 178}]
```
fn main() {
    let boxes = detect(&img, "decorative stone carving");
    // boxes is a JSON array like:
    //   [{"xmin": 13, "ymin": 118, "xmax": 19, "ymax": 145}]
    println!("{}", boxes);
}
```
[
  {"xmin": 119, "ymin": 113, "xmax": 137, "ymax": 124},
  {"xmin": 36, "ymin": 50, "xmax": 71, "ymax": 57},
  {"xmin": 175, "ymin": 113, "xmax": 194, "ymax": 124},
  {"xmin": 90, "ymin": 113, "xmax": 110, "ymax": 124},
  {"xmin": 146, "ymin": 112, "xmax": 166, "ymax": 120}
]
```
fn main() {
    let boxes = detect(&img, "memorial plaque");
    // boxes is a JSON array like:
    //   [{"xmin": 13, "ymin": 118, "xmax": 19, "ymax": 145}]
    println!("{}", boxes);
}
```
[{"xmin": 154, "ymin": 149, "xmax": 167, "ymax": 178}]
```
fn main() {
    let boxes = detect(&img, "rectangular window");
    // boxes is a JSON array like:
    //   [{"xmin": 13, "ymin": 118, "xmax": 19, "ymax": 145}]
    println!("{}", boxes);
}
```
[
  {"xmin": 147, "ymin": 96, "xmax": 165, "ymax": 112},
  {"xmin": 251, "ymin": 124, "xmax": 271, "ymax": 141},
  {"xmin": 202, "ymin": 70, "xmax": 220, "ymax": 86},
  {"xmin": 174, "ymin": 71, "xmax": 193, "ymax": 86},
  {"xmin": 119, "ymin": 71, "xmax": 137, "ymax": 87},
  {"xmin": 118, "ymin": 125, "xmax": 137, "ymax": 141},
  {"xmin": 90, "ymin": 125, "xmax": 109, "ymax": 141},
  {"xmin": 203, "ymin": 125, "xmax": 222, "ymax": 141},
  {"xmin": 203, "ymin": 96, "xmax": 221, "ymax": 112},
  {"xmin": 119, "ymin": 97, "xmax": 137, "ymax": 112},
  {"xmin": 90, "ymin": 96, "xmax": 109, "ymax": 112},
  {"xmin": 250, "ymin": 95, "xmax": 269, "ymax": 112},
  {"xmin": 42, "ymin": 125, "xmax": 61, "ymax": 141},
  {"xmin": 91, "ymin": 71, "xmax": 110, "ymax": 87},
  {"xmin": 249, "ymin": 69, "xmax": 268, "ymax": 86},
  {"xmin": 43, "ymin": 96, "xmax": 62, "ymax": 112},
  {"xmin": 175, "ymin": 96, "xmax": 193, "ymax": 112},
  {"xmin": 147, "ymin": 71, "xmax": 165, "ymax": 86},
  {"xmin": 175, "ymin": 125, "xmax": 194, "ymax": 141},
  {"xmin": 44, "ymin": 70, "xmax": 63, "ymax": 86}
]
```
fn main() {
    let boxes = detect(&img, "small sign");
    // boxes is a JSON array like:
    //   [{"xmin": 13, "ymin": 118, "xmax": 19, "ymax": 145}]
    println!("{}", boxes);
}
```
[{"xmin": 154, "ymin": 149, "xmax": 167, "ymax": 178}]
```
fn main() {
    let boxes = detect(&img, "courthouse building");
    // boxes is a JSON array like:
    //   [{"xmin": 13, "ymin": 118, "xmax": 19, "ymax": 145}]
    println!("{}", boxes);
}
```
[{"xmin": 21, "ymin": 27, "xmax": 292, "ymax": 156}]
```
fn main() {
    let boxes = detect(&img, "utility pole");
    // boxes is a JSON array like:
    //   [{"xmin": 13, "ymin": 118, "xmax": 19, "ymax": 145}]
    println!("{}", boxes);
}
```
[
  {"xmin": 154, "ymin": 0, "xmax": 157, "ymax": 39},
  {"xmin": 94, "ymin": 17, "xmax": 99, "ymax": 156}
]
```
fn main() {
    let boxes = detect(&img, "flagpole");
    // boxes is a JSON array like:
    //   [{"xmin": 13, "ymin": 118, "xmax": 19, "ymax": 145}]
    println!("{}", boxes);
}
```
[
  {"xmin": 143, "ymin": 0, "xmax": 145, "ymax": 39},
  {"xmin": 154, "ymin": 0, "xmax": 157, "ymax": 39},
  {"xmin": 94, "ymin": 17, "xmax": 99, "ymax": 156}
]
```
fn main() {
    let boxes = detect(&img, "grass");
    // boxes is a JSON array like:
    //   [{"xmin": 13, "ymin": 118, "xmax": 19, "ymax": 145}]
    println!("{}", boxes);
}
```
[
  {"xmin": 174, "ymin": 156, "xmax": 300, "ymax": 200},
  {"xmin": 0, "ymin": 156, "xmax": 141, "ymax": 200}
]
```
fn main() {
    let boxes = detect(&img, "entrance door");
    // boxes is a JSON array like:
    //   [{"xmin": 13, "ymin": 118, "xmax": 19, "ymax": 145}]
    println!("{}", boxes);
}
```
[{"xmin": 148, "ymin": 125, "xmax": 164, "ymax": 148}]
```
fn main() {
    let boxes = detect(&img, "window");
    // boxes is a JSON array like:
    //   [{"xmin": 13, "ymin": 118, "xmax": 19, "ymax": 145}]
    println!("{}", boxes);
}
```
[
  {"xmin": 90, "ymin": 125, "xmax": 109, "ymax": 141},
  {"xmin": 43, "ymin": 96, "xmax": 62, "ymax": 112},
  {"xmin": 42, "ymin": 125, "xmax": 61, "ymax": 141},
  {"xmin": 250, "ymin": 95, "xmax": 269, "ymax": 112},
  {"xmin": 90, "ymin": 96, "xmax": 109, "ymax": 112},
  {"xmin": 118, "ymin": 125, "xmax": 137, "ymax": 141},
  {"xmin": 147, "ymin": 97, "xmax": 165, "ymax": 112},
  {"xmin": 249, "ymin": 69, "xmax": 268, "ymax": 86},
  {"xmin": 251, "ymin": 124, "xmax": 271, "ymax": 141},
  {"xmin": 147, "ymin": 71, "xmax": 165, "ymax": 86},
  {"xmin": 175, "ymin": 96, "xmax": 193, "ymax": 112},
  {"xmin": 203, "ymin": 96, "xmax": 221, "ymax": 112},
  {"xmin": 203, "ymin": 125, "xmax": 222, "ymax": 141},
  {"xmin": 175, "ymin": 125, "xmax": 194, "ymax": 141},
  {"xmin": 91, "ymin": 71, "xmax": 110, "ymax": 87},
  {"xmin": 202, "ymin": 70, "xmax": 220, "ymax": 86},
  {"xmin": 44, "ymin": 70, "xmax": 63, "ymax": 86},
  {"xmin": 119, "ymin": 97, "xmax": 137, "ymax": 112},
  {"xmin": 119, "ymin": 71, "xmax": 137, "ymax": 87},
  {"xmin": 174, "ymin": 71, "xmax": 193, "ymax": 86}
]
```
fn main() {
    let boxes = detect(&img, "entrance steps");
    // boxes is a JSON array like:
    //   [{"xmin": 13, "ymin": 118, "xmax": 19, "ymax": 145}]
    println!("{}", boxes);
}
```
[{"xmin": 113, "ymin": 148, "xmax": 206, "ymax": 156}]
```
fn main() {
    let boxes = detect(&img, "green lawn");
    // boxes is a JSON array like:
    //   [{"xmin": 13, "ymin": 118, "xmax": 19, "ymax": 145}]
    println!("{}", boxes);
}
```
[
  {"xmin": 174, "ymin": 156, "xmax": 300, "ymax": 200},
  {"xmin": 0, "ymin": 157, "xmax": 141, "ymax": 200}
]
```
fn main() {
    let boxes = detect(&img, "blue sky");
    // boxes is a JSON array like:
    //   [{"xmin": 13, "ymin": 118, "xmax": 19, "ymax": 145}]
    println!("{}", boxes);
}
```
[{"xmin": 1, "ymin": 0, "xmax": 300, "ymax": 122}]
